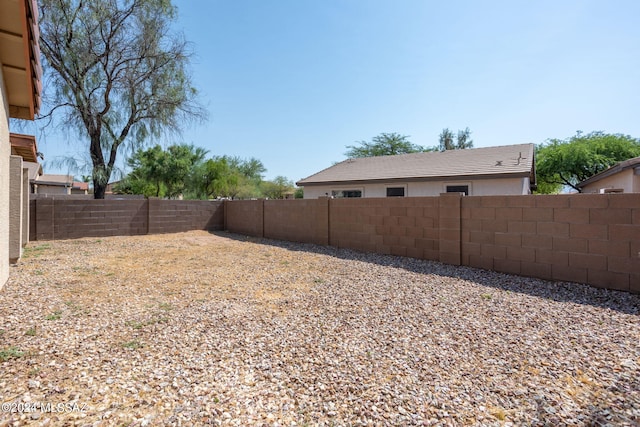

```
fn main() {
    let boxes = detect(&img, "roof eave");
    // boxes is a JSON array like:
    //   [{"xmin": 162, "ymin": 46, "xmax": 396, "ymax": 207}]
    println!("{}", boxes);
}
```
[
  {"xmin": 576, "ymin": 157, "xmax": 640, "ymax": 188},
  {"xmin": 297, "ymin": 171, "xmax": 532, "ymax": 187},
  {"xmin": 1, "ymin": 0, "xmax": 42, "ymax": 120}
]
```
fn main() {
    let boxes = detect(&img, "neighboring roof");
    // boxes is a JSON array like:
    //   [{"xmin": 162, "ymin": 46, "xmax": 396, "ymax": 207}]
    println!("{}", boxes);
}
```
[
  {"xmin": 36, "ymin": 174, "xmax": 74, "ymax": 186},
  {"xmin": 0, "ymin": 0, "xmax": 42, "ymax": 119},
  {"xmin": 24, "ymin": 161, "xmax": 42, "ymax": 180},
  {"xmin": 576, "ymin": 156, "xmax": 640, "ymax": 189},
  {"xmin": 73, "ymin": 182, "xmax": 89, "ymax": 191},
  {"xmin": 10, "ymin": 133, "xmax": 38, "ymax": 162},
  {"xmin": 297, "ymin": 143, "xmax": 535, "ymax": 186}
]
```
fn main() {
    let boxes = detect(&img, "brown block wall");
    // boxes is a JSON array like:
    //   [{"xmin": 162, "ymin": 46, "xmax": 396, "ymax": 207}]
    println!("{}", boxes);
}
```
[
  {"xmin": 148, "ymin": 199, "xmax": 224, "ymax": 234},
  {"xmin": 462, "ymin": 193, "xmax": 640, "ymax": 293},
  {"xmin": 32, "ymin": 198, "xmax": 148, "ymax": 240},
  {"xmin": 264, "ymin": 199, "xmax": 329, "ymax": 246},
  {"xmin": 329, "ymin": 197, "xmax": 440, "ymax": 261},
  {"xmin": 29, "ymin": 193, "xmax": 640, "ymax": 293},
  {"xmin": 225, "ymin": 200, "xmax": 264, "ymax": 238},
  {"xmin": 30, "ymin": 198, "xmax": 224, "ymax": 240},
  {"xmin": 439, "ymin": 193, "xmax": 461, "ymax": 265}
]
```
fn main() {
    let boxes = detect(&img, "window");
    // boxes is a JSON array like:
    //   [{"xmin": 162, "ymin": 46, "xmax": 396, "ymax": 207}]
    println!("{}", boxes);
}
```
[
  {"xmin": 446, "ymin": 185, "xmax": 469, "ymax": 195},
  {"xmin": 331, "ymin": 189, "xmax": 362, "ymax": 198},
  {"xmin": 386, "ymin": 187, "xmax": 405, "ymax": 197}
]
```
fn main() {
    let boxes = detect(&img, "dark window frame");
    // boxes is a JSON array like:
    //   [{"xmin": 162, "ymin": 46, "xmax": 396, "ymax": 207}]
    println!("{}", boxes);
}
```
[
  {"xmin": 331, "ymin": 189, "xmax": 363, "ymax": 198},
  {"xmin": 446, "ymin": 185, "xmax": 469, "ymax": 195},
  {"xmin": 386, "ymin": 187, "xmax": 405, "ymax": 197}
]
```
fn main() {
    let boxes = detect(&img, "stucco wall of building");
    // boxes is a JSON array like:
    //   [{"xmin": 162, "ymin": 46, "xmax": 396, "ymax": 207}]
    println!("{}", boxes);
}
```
[
  {"xmin": 0, "ymin": 65, "xmax": 10, "ymax": 287},
  {"xmin": 302, "ymin": 177, "xmax": 529, "ymax": 199},
  {"xmin": 34, "ymin": 184, "xmax": 71, "ymax": 195},
  {"xmin": 580, "ymin": 169, "xmax": 638, "ymax": 194}
]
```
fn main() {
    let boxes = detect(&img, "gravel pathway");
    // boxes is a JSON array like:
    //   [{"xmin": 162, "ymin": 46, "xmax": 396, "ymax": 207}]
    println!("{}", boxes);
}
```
[{"xmin": 0, "ymin": 231, "xmax": 639, "ymax": 426}]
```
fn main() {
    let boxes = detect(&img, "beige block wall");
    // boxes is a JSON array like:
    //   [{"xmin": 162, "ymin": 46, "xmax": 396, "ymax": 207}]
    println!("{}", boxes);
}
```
[
  {"xmin": 9, "ymin": 155, "xmax": 23, "ymax": 263},
  {"xmin": 0, "ymin": 65, "xmax": 10, "ymax": 288},
  {"xmin": 22, "ymin": 167, "xmax": 28, "ymax": 246}
]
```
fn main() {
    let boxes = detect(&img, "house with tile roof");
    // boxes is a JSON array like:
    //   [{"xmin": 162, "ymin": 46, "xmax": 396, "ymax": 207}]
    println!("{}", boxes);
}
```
[
  {"xmin": 297, "ymin": 143, "xmax": 536, "ymax": 199},
  {"xmin": 576, "ymin": 155, "xmax": 640, "ymax": 194},
  {"xmin": 38, "ymin": 176, "xmax": 89, "ymax": 195}
]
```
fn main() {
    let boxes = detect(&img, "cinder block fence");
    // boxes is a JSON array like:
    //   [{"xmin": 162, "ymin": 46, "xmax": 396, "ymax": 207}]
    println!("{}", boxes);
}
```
[
  {"xmin": 29, "ymin": 194, "xmax": 639, "ymax": 293},
  {"xmin": 30, "ymin": 197, "xmax": 224, "ymax": 240},
  {"xmin": 226, "ymin": 194, "xmax": 639, "ymax": 293}
]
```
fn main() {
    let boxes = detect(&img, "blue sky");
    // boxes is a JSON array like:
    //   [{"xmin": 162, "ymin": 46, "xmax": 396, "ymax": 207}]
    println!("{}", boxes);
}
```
[{"xmin": 37, "ymin": 0, "xmax": 640, "ymax": 183}]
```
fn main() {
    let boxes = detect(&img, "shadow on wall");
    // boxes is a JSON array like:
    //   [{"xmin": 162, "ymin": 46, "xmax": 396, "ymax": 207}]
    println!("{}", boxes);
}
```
[{"xmin": 212, "ymin": 231, "xmax": 640, "ymax": 316}]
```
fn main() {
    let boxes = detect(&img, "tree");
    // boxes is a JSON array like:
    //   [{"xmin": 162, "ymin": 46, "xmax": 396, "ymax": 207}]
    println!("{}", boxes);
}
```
[
  {"xmin": 162, "ymin": 144, "xmax": 208, "ymax": 198},
  {"xmin": 188, "ymin": 156, "xmax": 266, "ymax": 200},
  {"xmin": 456, "ymin": 127, "xmax": 474, "ymax": 149},
  {"xmin": 39, "ymin": 0, "xmax": 204, "ymax": 199},
  {"xmin": 345, "ymin": 133, "xmax": 426, "ymax": 158},
  {"xmin": 439, "ymin": 127, "xmax": 474, "ymax": 151},
  {"xmin": 536, "ymin": 131, "xmax": 640, "ymax": 193},
  {"xmin": 119, "ymin": 144, "xmax": 206, "ymax": 198},
  {"xmin": 261, "ymin": 176, "xmax": 294, "ymax": 199}
]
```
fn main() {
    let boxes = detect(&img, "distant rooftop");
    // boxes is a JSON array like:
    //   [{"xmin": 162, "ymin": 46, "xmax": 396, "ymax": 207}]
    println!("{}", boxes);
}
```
[
  {"xmin": 297, "ymin": 143, "xmax": 535, "ymax": 186},
  {"xmin": 576, "ymin": 155, "xmax": 640, "ymax": 189}
]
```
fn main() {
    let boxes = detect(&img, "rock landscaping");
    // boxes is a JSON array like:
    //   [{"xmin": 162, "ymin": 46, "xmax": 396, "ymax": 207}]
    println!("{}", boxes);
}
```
[{"xmin": 1, "ymin": 231, "xmax": 638, "ymax": 426}]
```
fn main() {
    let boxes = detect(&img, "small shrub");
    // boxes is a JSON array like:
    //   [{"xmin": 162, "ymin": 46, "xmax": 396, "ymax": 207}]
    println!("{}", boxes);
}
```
[
  {"xmin": 25, "ymin": 327, "xmax": 36, "ymax": 336},
  {"xmin": 45, "ymin": 310, "xmax": 62, "ymax": 321},
  {"xmin": 0, "ymin": 347, "xmax": 24, "ymax": 362},
  {"xmin": 159, "ymin": 302, "xmax": 173, "ymax": 311},
  {"xmin": 122, "ymin": 340, "xmax": 143, "ymax": 350}
]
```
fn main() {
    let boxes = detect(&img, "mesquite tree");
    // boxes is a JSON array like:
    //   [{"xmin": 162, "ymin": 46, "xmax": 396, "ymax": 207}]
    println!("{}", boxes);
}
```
[{"xmin": 39, "ymin": 0, "xmax": 204, "ymax": 198}]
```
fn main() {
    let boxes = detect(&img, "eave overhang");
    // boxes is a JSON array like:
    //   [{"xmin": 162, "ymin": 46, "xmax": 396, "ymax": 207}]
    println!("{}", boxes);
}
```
[{"xmin": 0, "ymin": 0, "xmax": 42, "ymax": 120}]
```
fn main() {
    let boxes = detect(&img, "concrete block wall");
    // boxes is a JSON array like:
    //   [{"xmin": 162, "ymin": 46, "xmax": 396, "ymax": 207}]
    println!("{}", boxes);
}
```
[
  {"xmin": 225, "ymin": 200, "xmax": 264, "ymax": 238},
  {"xmin": 32, "ymin": 198, "xmax": 148, "ymax": 240},
  {"xmin": 329, "ymin": 197, "xmax": 441, "ymax": 260},
  {"xmin": 9, "ymin": 156, "xmax": 23, "ymax": 263},
  {"xmin": 26, "ymin": 195, "xmax": 639, "ymax": 293},
  {"xmin": 226, "ymin": 194, "xmax": 639, "ymax": 293},
  {"xmin": 30, "ymin": 198, "xmax": 224, "ymax": 240},
  {"xmin": 264, "ymin": 199, "xmax": 329, "ymax": 246},
  {"xmin": 461, "ymin": 194, "xmax": 639, "ymax": 293},
  {"xmin": 148, "ymin": 199, "xmax": 224, "ymax": 234}
]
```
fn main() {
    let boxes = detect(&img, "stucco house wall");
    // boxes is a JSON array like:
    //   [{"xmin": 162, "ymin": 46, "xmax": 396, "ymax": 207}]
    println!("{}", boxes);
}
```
[
  {"xmin": 303, "ymin": 177, "xmax": 530, "ymax": 199},
  {"xmin": 579, "ymin": 169, "xmax": 639, "ymax": 194},
  {"xmin": 34, "ymin": 183, "xmax": 72, "ymax": 195},
  {"xmin": 0, "ymin": 65, "xmax": 10, "ymax": 286}
]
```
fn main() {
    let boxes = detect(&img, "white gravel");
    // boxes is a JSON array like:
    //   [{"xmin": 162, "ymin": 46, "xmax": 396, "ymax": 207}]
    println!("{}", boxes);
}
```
[{"xmin": 0, "ymin": 231, "xmax": 638, "ymax": 426}]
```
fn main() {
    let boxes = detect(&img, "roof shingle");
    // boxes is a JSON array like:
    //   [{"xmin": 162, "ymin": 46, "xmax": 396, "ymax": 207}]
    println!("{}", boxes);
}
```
[{"xmin": 297, "ymin": 143, "xmax": 535, "ymax": 185}]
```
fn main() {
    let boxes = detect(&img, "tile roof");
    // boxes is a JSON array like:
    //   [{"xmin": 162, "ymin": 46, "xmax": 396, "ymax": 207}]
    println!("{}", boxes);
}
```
[{"xmin": 297, "ymin": 143, "xmax": 535, "ymax": 185}]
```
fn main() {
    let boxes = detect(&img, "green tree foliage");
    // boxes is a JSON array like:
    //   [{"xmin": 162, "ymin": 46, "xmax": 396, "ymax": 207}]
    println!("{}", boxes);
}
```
[
  {"xmin": 261, "ymin": 176, "xmax": 295, "ymax": 199},
  {"xmin": 117, "ymin": 144, "xmax": 207, "ymax": 198},
  {"xmin": 117, "ymin": 146, "xmax": 270, "ymax": 200},
  {"xmin": 39, "ymin": 0, "xmax": 204, "ymax": 198},
  {"xmin": 438, "ymin": 128, "xmax": 474, "ymax": 151},
  {"xmin": 345, "ymin": 133, "xmax": 427, "ymax": 157},
  {"xmin": 536, "ymin": 131, "xmax": 640, "ymax": 193}
]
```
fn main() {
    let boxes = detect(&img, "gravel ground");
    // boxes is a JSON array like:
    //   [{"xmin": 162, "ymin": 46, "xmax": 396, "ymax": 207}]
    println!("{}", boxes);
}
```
[{"xmin": 0, "ymin": 230, "xmax": 639, "ymax": 426}]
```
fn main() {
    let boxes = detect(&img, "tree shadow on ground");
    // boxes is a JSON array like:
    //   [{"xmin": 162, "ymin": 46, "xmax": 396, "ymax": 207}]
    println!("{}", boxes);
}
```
[{"xmin": 212, "ymin": 231, "xmax": 640, "ymax": 316}]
